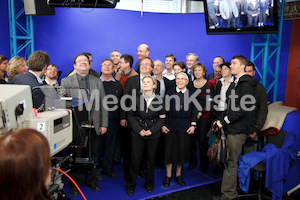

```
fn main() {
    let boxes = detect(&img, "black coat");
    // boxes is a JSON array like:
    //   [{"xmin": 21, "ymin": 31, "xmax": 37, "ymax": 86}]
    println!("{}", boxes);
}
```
[
  {"xmin": 218, "ymin": 74, "xmax": 257, "ymax": 135},
  {"xmin": 127, "ymin": 95, "xmax": 165, "ymax": 139}
]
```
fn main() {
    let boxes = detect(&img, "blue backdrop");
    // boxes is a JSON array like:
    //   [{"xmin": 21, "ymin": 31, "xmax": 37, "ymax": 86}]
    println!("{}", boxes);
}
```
[{"xmin": 0, "ymin": 3, "xmax": 292, "ymax": 102}]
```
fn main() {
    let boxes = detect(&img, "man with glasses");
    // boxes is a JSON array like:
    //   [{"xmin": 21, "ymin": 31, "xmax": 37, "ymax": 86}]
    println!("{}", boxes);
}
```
[
  {"xmin": 67, "ymin": 52, "xmax": 100, "ymax": 78},
  {"xmin": 135, "ymin": 44, "xmax": 150, "ymax": 74},
  {"xmin": 207, "ymin": 56, "xmax": 225, "ymax": 80},
  {"xmin": 61, "ymin": 53, "xmax": 108, "ymax": 196},
  {"xmin": 43, "ymin": 64, "xmax": 59, "ymax": 86},
  {"xmin": 186, "ymin": 53, "xmax": 199, "ymax": 81}
]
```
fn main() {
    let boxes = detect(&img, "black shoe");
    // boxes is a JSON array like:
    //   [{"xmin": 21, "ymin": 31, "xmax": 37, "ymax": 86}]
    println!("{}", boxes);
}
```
[
  {"xmin": 96, "ymin": 173, "xmax": 103, "ymax": 181},
  {"xmin": 103, "ymin": 171, "xmax": 117, "ymax": 178},
  {"xmin": 163, "ymin": 176, "xmax": 171, "ymax": 187},
  {"xmin": 145, "ymin": 185, "xmax": 153, "ymax": 193},
  {"xmin": 139, "ymin": 170, "xmax": 146, "ymax": 179},
  {"xmin": 126, "ymin": 187, "xmax": 134, "ymax": 196},
  {"xmin": 175, "ymin": 176, "xmax": 185, "ymax": 186},
  {"xmin": 70, "ymin": 185, "xmax": 79, "ymax": 196},
  {"xmin": 188, "ymin": 163, "xmax": 197, "ymax": 170},
  {"xmin": 86, "ymin": 182, "xmax": 100, "ymax": 192}
]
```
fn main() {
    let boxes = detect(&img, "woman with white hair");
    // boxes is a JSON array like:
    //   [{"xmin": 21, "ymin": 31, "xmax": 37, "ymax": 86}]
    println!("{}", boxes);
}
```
[{"xmin": 161, "ymin": 72, "xmax": 198, "ymax": 187}]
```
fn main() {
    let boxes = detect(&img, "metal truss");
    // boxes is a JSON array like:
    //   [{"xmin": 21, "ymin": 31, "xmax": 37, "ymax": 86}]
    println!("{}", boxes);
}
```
[
  {"xmin": 250, "ymin": 0, "xmax": 285, "ymax": 102},
  {"xmin": 8, "ymin": 0, "xmax": 34, "ymax": 59}
]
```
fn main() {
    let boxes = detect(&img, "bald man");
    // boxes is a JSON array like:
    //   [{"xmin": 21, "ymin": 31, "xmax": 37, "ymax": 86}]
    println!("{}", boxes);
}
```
[{"xmin": 135, "ymin": 44, "xmax": 149, "ymax": 73}]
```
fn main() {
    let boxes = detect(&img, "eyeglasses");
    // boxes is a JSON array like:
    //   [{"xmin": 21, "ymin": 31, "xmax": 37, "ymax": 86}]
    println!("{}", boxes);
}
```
[
  {"xmin": 102, "ymin": 64, "xmax": 113, "ymax": 67},
  {"xmin": 187, "ymin": 59, "xmax": 196, "ymax": 62},
  {"xmin": 140, "ymin": 63, "xmax": 151, "ymax": 66},
  {"xmin": 76, "ymin": 60, "xmax": 89, "ymax": 64}
]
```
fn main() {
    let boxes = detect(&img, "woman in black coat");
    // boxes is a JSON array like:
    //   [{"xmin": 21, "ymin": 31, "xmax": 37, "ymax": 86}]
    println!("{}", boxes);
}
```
[
  {"xmin": 126, "ymin": 76, "xmax": 165, "ymax": 196},
  {"xmin": 161, "ymin": 72, "xmax": 198, "ymax": 187}
]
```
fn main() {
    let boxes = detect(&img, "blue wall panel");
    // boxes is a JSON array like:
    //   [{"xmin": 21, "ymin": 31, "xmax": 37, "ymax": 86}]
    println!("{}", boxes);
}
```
[
  {"xmin": 0, "ymin": 0, "xmax": 10, "ymax": 57},
  {"xmin": 33, "ymin": 8, "xmax": 253, "ymax": 77},
  {"xmin": 0, "ymin": 6, "xmax": 292, "ymax": 102}
]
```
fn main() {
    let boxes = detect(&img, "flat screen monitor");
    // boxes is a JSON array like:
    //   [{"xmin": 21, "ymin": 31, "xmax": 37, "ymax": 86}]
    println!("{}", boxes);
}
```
[{"xmin": 203, "ymin": 0, "xmax": 278, "ymax": 35}]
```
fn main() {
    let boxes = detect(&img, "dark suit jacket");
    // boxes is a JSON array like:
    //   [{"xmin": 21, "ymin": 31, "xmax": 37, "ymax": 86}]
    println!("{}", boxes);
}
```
[
  {"xmin": 9, "ymin": 72, "xmax": 44, "ymax": 108},
  {"xmin": 61, "ymin": 74, "xmax": 108, "ymax": 135},
  {"xmin": 127, "ymin": 95, "xmax": 165, "ymax": 139},
  {"xmin": 120, "ymin": 75, "xmax": 161, "ymax": 120},
  {"xmin": 163, "ymin": 77, "xmax": 175, "ymax": 95}
]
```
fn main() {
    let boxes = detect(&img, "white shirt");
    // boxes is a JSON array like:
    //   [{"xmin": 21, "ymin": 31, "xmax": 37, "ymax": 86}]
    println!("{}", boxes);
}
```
[
  {"xmin": 176, "ymin": 87, "xmax": 187, "ymax": 93},
  {"xmin": 162, "ymin": 69, "xmax": 175, "ymax": 80},
  {"xmin": 218, "ymin": 76, "xmax": 234, "ymax": 111}
]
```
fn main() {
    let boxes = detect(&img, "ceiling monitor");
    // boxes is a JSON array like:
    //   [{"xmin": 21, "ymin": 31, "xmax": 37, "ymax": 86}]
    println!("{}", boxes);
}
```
[{"xmin": 203, "ymin": 0, "xmax": 278, "ymax": 35}]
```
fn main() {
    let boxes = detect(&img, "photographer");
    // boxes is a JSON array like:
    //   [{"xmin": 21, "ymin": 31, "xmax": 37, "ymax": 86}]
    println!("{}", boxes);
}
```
[{"xmin": 0, "ymin": 129, "xmax": 51, "ymax": 200}]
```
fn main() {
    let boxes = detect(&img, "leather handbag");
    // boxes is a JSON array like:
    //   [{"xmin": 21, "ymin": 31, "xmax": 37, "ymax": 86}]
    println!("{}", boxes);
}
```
[{"xmin": 207, "ymin": 127, "xmax": 229, "ymax": 164}]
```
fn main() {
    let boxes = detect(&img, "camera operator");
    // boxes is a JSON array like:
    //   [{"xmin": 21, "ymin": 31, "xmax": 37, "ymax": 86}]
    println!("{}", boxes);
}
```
[{"xmin": 0, "ymin": 128, "xmax": 51, "ymax": 200}]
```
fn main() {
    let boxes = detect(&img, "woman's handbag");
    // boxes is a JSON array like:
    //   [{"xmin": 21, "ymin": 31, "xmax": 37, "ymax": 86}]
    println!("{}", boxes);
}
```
[{"xmin": 207, "ymin": 127, "xmax": 229, "ymax": 164}]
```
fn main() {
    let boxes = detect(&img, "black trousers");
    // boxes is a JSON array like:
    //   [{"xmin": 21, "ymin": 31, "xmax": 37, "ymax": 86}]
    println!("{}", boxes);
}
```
[
  {"xmin": 121, "ymin": 127, "xmax": 131, "ymax": 180},
  {"xmin": 69, "ymin": 129, "xmax": 98, "ymax": 186},
  {"xmin": 196, "ymin": 117, "xmax": 211, "ymax": 170},
  {"xmin": 127, "ymin": 136, "xmax": 159, "ymax": 189},
  {"xmin": 189, "ymin": 117, "xmax": 212, "ymax": 169},
  {"xmin": 98, "ymin": 119, "xmax": 120, "ymax": 173}
]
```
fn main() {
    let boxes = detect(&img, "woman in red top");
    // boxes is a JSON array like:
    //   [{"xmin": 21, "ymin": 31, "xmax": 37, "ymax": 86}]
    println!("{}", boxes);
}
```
[{"xmin": 192, "ymin": 63, "xmax": 214, "ymax": 173}]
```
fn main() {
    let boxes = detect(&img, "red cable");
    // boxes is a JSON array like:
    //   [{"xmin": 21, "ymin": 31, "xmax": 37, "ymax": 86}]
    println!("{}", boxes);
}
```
[{"xmin": 56, "ymin": 168, "xmax": 87, "ymax": 200}]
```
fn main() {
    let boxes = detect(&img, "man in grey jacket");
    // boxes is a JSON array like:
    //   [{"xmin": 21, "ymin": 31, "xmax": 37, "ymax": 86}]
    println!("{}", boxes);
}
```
[{"xmin": 61, "ymin": 53, "xmax": 108, "ymax": 196}]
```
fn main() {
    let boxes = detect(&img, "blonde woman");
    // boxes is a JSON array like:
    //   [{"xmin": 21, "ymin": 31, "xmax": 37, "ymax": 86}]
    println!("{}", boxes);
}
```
[
  {"xmin": 7, "ymin": 56, "xmax": 28, "ymax": 79},
  {"xmin": 126, "ymin": 76, "xmax": 165, "ymax": 196}
]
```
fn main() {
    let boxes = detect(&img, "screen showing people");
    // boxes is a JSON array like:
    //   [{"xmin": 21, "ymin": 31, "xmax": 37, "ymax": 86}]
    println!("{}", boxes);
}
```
[{"xmin": 205, "ymin": 0, "xmax": 276, "ymax": 32}]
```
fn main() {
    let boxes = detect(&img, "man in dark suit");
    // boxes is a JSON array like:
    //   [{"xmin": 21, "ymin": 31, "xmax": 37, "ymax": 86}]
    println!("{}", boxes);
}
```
[
  {"xmin": 9, "ymin": 50, "xmax": 50, "ymax": 108},
  {"xmin": 61, "ymin": 53, "xmax": 108, "ymax": 196},
  {"xmin": 207, "ymin": 56, "xmax": 225, "ymax": 81}
]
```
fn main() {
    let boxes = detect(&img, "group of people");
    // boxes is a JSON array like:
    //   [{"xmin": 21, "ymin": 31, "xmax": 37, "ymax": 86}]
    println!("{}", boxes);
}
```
[
  {"xmin": 0, "ymin": 43, "xmax": 268, "ymax": 200},
  {"xmin": 207, "ymin": 0, "xmax": 274, "ymax": 29}
]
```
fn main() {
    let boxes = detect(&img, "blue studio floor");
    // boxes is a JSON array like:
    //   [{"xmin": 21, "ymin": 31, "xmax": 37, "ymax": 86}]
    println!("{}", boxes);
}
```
[{"xmin": 63, "ymin": 164, "xmax": 222, "ymax": 200}]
